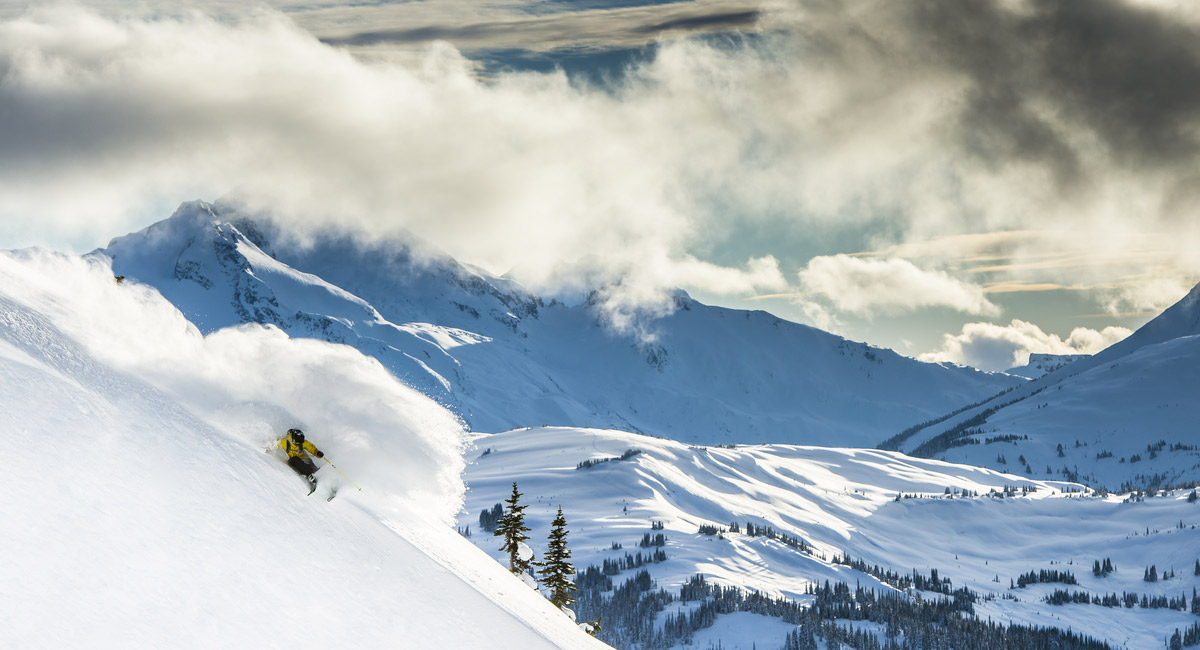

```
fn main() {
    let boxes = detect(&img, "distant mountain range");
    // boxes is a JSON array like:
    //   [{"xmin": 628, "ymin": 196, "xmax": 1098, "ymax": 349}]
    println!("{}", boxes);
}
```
[
  {"xmin": 100, "ymin": 201, "xmax": 1020, "ymax": 448},
  {"xmin": 100, "ymin": 200, "xmax": 1200, "ymax": 490}
]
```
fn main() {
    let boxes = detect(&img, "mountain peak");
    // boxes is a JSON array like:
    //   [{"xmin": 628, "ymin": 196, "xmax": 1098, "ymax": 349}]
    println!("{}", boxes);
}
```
[
  {"xmin": 97, "ymin": 201, "xmax": 1020, "ymax": 445},
  {"xmin": 1080, "ymin": 278, "xmax": 1200, "ymax": 369}
]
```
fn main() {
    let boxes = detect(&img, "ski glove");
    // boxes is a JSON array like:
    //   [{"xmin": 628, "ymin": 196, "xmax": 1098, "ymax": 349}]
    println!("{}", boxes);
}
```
[{"xmin": 316, "ymin": 451, "xmax": 324, "ymax": 457}]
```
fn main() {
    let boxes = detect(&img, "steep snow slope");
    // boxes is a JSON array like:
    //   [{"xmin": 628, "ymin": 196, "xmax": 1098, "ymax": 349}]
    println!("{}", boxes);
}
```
[
  {"xmin": 938, "ymin": 334, "xmax": 1200, "ymax": 490},
  {"xmin": 461, "ymin": 427, "xmax": 1200, "ymax": 650},
  {"xmin": 1089, "ymin": 281, "xmax": 1200, "ymax": 365},
  {"xmin": 0, "ymin": 250, "xmax": 607, "ymax": 650},
  {"xmin": 102, "ymin": 201, "xmax": 1021, "ymax": 447},
  {"xmin": 890, "ymin": 281, "xmax": 1200, "ymax": 489}
]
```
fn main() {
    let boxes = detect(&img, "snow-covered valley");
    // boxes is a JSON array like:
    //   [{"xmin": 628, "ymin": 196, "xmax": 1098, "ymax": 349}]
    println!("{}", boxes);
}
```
[{"xmin": 460, "ymin": 427, "xmax": 1200, "ymax": 649}]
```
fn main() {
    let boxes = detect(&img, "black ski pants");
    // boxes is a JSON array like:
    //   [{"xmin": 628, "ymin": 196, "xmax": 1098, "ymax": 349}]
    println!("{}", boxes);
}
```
[{"xmin": 287, "ymin": 455, "xmax": 319, "ymax": 477}]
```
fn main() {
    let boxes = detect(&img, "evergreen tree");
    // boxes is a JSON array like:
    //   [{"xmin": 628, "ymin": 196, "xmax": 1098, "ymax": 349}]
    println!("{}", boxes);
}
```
[
  {"xmin": 494, "ymin": 482, "xmax": 532, "ymax": 574},
  {"xmin": 537, "ymin": 506, "xmax": 578, "ymax": 608}
]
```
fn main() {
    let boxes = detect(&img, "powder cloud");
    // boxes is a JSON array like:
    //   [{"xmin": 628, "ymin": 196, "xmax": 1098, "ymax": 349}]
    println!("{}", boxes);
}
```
[{"xmin": 0, "ymin": 248, "xmax": 468, "ymax": 522}]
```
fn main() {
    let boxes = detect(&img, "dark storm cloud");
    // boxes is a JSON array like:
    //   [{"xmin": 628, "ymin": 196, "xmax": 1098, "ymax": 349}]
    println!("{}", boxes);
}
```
[
  {"xmin": 320, "ymin": 23, "xmax": 496, "ymax": 48},
  {"xmin": 319, "ymin": 3, "xmax": 760, "ymax": 53},
  {"xmin": 1031, "ymin": 1, "xmax": 1200, "ymax": 165},
  {"xmin": 894, "ymin": 0, "xmax": 1200, "ymax": 182},
  {"xmin": 632, "ymin": 9, "xmax": 758, "ymax": 34}
]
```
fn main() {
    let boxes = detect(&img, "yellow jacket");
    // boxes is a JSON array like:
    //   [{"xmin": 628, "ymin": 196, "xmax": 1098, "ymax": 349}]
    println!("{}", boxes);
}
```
[{"xmin": 279, "ymin": 434, "xmax": 322, "ymax": 459}]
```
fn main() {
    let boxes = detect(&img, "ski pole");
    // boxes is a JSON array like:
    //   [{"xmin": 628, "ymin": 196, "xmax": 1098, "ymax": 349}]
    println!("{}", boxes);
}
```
[{"xmin": 323, "ymin": 457, "xmax": 363, "ymax": 492}]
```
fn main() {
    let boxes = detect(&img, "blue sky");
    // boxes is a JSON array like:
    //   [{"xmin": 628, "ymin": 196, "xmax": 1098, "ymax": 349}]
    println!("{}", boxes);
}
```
[{"xmin": 1, "ymin": 0, "xmax": 1196, "ymax": 370}]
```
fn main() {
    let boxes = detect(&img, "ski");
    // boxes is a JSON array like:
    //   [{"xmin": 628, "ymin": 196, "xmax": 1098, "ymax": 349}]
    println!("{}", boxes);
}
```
[{"xmin": 326, "ymin": 486, "xmax": 339, "ymax": 502}]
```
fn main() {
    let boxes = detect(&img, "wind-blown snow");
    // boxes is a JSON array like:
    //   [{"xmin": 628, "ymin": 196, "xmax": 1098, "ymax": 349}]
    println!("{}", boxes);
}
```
[
  {"xmin": 0, "ymin": 249, "xmax": 606, "ymax": 649},
  {"xmin": 3, "ymin": 248, "xmax": 466, "ymax": 520}
]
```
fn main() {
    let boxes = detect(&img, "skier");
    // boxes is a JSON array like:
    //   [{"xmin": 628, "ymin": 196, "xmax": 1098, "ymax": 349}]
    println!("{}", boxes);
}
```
[{"xmin": 278, "ymin": 428, "xmax": 324, "ymax": 493}]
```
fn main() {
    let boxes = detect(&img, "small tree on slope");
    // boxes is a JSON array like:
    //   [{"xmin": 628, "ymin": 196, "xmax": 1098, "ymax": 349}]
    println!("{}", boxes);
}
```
[
  {"xmin": 537, "ymin": 506, "xmax": 578, "ymax": 608},
  {"xmin": 495, "ymin": 482, "xmax": 533, "ymax": 574}
]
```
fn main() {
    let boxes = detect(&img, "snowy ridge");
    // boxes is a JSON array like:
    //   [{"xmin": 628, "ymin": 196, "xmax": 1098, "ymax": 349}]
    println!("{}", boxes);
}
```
[
  {"xmin": 931, "ymin": 333, "xmax": 1200, "ymax": 490},
  {"xmin": 1005, "ymin": 352, "xmax": 1090, "ymax": 379},
  {"xmin": 890, "ymin": 280, "xmax": 1200, "ymax": 489},
  {"xmin": 101, "ymin": 201, "xmax": 1021, "ymax": 448},
  {"xmin": 0, "ymin": 249, "xmax": 606, "ymax": 649},
  {"xmin": 461, "ymin": 427, "xmax": 1200, "ymax": 650}
]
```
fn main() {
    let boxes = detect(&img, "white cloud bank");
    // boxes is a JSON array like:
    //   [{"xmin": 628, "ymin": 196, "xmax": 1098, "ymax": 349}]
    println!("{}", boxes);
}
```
[
  {"xmin": 797, "ymin": 255, "xmax": 1000, "ymax": 317},
  {"xmin": 1, "ymin": 2, "xmax": 1198, "ymax": 332},
  {"xmin": 0, "ymin": 6, "xmax": 785, "ymax": 318},
  {"xmin": 919, "ymin": 319, "xmax": 1132, "ymax": 372}
]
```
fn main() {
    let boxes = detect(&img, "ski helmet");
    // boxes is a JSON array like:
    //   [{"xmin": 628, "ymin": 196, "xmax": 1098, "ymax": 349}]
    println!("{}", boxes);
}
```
[{"xmin": 289, "ymin": 428, "xmax": 304, "ymax": 443}]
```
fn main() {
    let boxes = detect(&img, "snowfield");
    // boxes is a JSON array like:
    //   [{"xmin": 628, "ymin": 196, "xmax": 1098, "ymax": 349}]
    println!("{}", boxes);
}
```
[{"xmin": 0, "ymin": 250, "xmax": 607, "ymax": 649}]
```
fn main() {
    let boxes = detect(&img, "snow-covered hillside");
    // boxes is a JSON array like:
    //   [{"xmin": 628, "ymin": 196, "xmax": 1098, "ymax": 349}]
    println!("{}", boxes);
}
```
[
  {"xmin": 461, "ymin": 427, "xmax": 1200, "ymax": 650},
  {"xmin": 101, "ymin": 201, "xmax": 1021, "ymax": 448},
  {"xmin": 889, "ymin": 282, "xmax": 1200, "ymax": 491},
  {"xmin": 0, "ymin": 249, "xmax": 607, "ymax": 650},
  {"xmin": 936, "ymin": 333, "xmax": 1200, "ymax": 490}
]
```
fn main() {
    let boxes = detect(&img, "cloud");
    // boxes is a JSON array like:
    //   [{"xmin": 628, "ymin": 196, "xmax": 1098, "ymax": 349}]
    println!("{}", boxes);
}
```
[
  {"xmin": 796, "ymin": 255, "xmax": 1000, "ymax": 317},
  {"xmin": 1100, "ymin": 275, "xmax": 1196, "ymax": 315},
  {"xmin": 919, "ymin": 319, "xmax": 1133, "ymax": 372},
  {"xmin": 2, "ymin": 0, "xmax": 1200, "ymax": 332},
  {"xmin": 316, "ymin": 2, "xmax": 761, "ymax": 54},
  {"xmin": 0, "ymin": 6, "xmax": 788, "ymax": 324}
]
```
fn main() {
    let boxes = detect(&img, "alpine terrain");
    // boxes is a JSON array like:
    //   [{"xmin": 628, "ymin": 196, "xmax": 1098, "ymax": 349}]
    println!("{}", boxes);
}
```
[
  {"xmin": 0, "ymin": 248, "xmax": 608, "ymax": 650},
  {"xmin": 4, "ymin": 203, "xmax": 1198, "ymax": 650},
  {"xmin": 101, "ymin": 200, "xmax": 1021, "ymax": 448},
  {"xmin": 886, "ymin": 282, "xmax": 1200, "ymax": 492}
]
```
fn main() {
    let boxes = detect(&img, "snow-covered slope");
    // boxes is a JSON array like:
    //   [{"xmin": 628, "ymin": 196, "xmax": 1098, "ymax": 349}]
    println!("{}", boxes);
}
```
[
  {"xmin": 890, "ymin": 281, "xmax": 1200, "ymax": 490},
  {"xmin": 1005, "ymin": 352, "xmax": 1090, "ymax": 379},
  {"xmin": 101, "ymin": 201, "xmax": 1021, "ymax": 447},
  {"xmin": 461, "ymin": 427, "xmax": 1200, "ymax": 650},
  {"xmin": 936, "ymin": 334, "xmax": 1200, "ymax": 490},
  {"xmin": 0, "ymin": 249, "xmax": 607, "ymax": 650}
]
